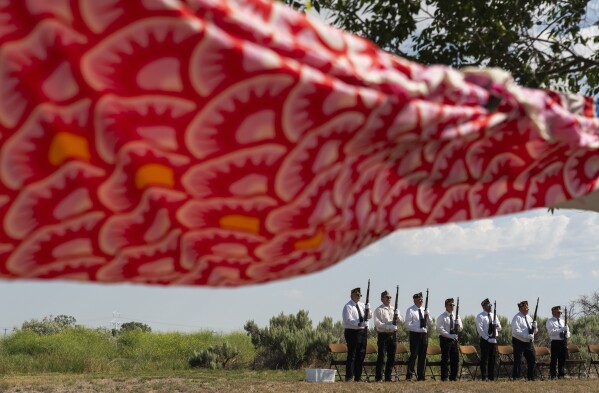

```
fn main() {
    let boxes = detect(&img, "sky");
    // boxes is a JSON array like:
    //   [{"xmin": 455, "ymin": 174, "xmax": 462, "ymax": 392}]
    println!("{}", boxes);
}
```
[{"xmin": 1, "ymin": 208, "xmax": 598, "ymax": 334}]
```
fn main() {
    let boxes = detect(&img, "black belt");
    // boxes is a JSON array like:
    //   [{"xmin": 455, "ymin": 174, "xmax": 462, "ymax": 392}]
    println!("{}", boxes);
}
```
[{"xmin": 377, "ymin": 332, "xmax": 393, "ymax": 336}]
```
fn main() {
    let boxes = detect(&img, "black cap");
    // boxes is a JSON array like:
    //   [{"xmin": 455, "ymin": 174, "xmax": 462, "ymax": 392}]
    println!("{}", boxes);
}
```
[{"xmin": 518, "ymin": 300, "xmax": 528, "ymax": 309}]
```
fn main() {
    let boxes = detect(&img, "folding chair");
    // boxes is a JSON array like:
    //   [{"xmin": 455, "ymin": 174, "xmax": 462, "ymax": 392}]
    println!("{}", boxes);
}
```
[
  {"xmin": 393, "ymin": 343, "xmax": 409, "ymax": 381},
  {"xmin": 425, "ymin": 344, "xmax": 442, "ymax": 381},
  {"xmin": 565, "ymin": 344, "xmax": 586, "ymax": 378},
  {"xmin": 497, "ymin": 345, "xmax": 515, "ymax": 380},
  {"xmin": 459, "ymin": 345, "xmax": 481, "ymax": 380},
  {"xmin": 534, "ymin": 346, "xmax": 551, "ymax": 380},
  {"xmin": 362, "ymin": 343, "xmax": 378, "ymax": 382},
  {"xmin": 587, "ymin": 344, "xmax": 599, "ymax": 378},
  {"xmin": 327, "ymin": 343, "xmax": 348, "ymax": 381}
]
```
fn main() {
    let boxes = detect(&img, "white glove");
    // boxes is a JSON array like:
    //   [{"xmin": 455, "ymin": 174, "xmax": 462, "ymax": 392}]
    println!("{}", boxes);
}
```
[
  {"xmin": 531, "ymin": 321, "xmax": 537, "ymax": 329},
  {"xmin": 565, "ymin": 326, "xmax": 570, "ymax": 334},
  {"xmin": 359, "ymin": 321, "xmax": 367, "ymax": 328},
  {"xmin": 455, "ymin": 320, "xmax": 462, "ymax": 327},
  {"xmin": 450, "ymin": 334, "xmax": 458, "ymax": 340},
  {"xmin": 365, "ymin": 303, "xmax": 370, "ymax": 309},
  {"xmin": 560, "ymin": 326, "xmax": 567, "ymax": 333},
  {"xmin": 528, "ymin": 334, "xmax": 534, "ymax": 341},
  {"xmin": 488, "ymin": 338, "xmax": 497, "ymax": 344},
  {"xmin": 392, "ymin": 325, "xmax": 398, "ymax": 332},
  {"xmin": 393, "ymin": 309, "xmax": 399, "ymax": 316},
  {"xmin": 424, "ymin": 309, "xmax": 429, "ymax": 316},
  {"xmin": 421, "ymin": 327, "xmax": 427, "ymax": 334}
]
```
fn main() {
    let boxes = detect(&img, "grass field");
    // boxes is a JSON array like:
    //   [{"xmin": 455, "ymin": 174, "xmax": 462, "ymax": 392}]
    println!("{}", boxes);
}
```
[{"xmin": 0, "ymin": 370, "xmax": 598, "ymax": 393}]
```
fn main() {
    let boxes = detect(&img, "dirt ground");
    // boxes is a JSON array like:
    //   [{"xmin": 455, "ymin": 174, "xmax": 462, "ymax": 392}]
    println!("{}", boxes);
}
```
[{"xmin": 1, "ymin": 375, "xmax": 599, "ymax": 393}]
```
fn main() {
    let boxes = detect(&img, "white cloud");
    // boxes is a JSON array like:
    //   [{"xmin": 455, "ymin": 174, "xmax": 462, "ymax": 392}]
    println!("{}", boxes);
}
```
[
  {"xmin": 383, "ymin": 212, "xmax": 571, "ymax": 258},
  {"xmin": 592, "ymin": 270, "xmax": 599, "ymax": 278},
  {"xmin": 560, "ymin": 264, "xmax": 582, "ymax": 279},
  {"xmin": 286, "ymin": 289, "xmax": 303, "ymax": 299},
  {"xmin": 361, "ymin": 240, "xmax": 382, "ymax": 257}
]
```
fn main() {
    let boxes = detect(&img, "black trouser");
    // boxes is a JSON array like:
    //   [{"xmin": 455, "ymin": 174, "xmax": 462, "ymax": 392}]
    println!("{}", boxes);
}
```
[
  {"xmin": 439, "ymin": 336, "xmax": 459, "ymax": 381},
  {"xmin": 344, "ymin": 328, "xmax": 367, "ymax": 381},
  {"xmin": 550, "ymin": 339, "xmax": 567, "ymax": 379},
  {"xmin": 375, "ymin": 332, "xmax": 396, "ymax": 381},
  {"xmin": 512, "ymin": 337, "xmax": 536, "ymax": 380},
  {"xmin": 407, "ymin": 331, "xmax": 427, "ymax": 380},
  {"xmin": 479, "ymin": 338, "xmax": 497, "ymax": 380}
]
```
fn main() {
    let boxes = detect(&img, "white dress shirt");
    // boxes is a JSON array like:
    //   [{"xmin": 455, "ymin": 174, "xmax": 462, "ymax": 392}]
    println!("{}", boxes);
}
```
[
  {"xmin": 343, "ymin": 299, "xmax": 368, "ymax": 330},
  {"xmin": 404, "ymin": 304, "xmax": 431, "ymax": 333},
  {"xmin": 476, "ymin": 311, "xmax": 502, "ymax": 341},
  {"xmin": 511, "ymin": 312, "xmax": 537, "ymax": 342},
  {"xmin": 374, "ymin": 304, "xmax": 403, "ymax": 333},
  {"xmin": 436, "ymin": 310, "xmax": 463, "ymax": 338},
  {"xmin": 546, "ymin": 317, "xmax": 571, "ymax": 341}
]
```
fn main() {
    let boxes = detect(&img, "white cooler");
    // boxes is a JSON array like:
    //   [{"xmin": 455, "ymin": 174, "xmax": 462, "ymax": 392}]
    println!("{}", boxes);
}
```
[{"xmin": 305, "ymin": 368, "xmax": 336, "ymax": 382}]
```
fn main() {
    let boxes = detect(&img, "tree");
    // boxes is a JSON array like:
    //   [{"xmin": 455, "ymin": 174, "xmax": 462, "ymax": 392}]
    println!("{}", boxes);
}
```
[
  {"xmin": 54, "ymin": 315, "xmax": 77, "ymax": 329},
  {"xmin": 282, "ymin": 0, "xmax": 599, "ymax": 95},
  {"xmin": 570, "ymin": 288, "xmax": 599, "ymax": 318},
  {"xmin": 120, "ymin": 321, "xmax": 152, "ymax": 333},
  {"xmin": 21, "ymin": 315, "xmax": 77, "ymax": 335}
]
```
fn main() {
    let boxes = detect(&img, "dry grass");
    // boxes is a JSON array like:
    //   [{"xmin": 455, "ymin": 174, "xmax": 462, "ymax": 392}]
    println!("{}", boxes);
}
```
[{"xmin": 0, "ymin": 371, "xmax": 598, "ymax": 393}]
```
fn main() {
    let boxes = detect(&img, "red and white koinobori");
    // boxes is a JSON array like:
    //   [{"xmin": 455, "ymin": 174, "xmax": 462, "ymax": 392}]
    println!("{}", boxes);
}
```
[{"xmin": 0, "ymin": 0, "xmax": 598, "ymax": 286}]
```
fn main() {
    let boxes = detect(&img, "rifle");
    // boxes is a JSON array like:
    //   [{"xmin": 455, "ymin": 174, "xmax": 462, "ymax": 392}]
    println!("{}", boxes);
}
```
[
  {"xmin": 392, "ymin": 286, "xmax": 399, "ymax": 342},
  {"xmin": 392, "ymin": 285, "xmax": 399, "ymax": 381},
  {"xmin": 529, "ymin": 297, "xmax": 539, "ymax": 334},
  {"xmin": 488, "ymin": 300, "xmax": 497, "ymax": 338},
  {"xmin": 563, "ymin": 306, "xmax": 570, "ymax": 359},
  {"xmin": 364, "ymin": 279, "xmax": 371, "ymax": 321},
  {"xmin": 453, "ymin": 297, "xmax": 460, "ymax": 338},
  {"xmin": 420, "ymin": 288, "xmax": 429, "ymax": 328}
]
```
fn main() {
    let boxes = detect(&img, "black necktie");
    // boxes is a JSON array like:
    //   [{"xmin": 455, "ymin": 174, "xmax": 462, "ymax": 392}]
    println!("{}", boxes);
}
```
[
  {"xmin": 356, "ymin": 304, "xmax": 363, "ymax": 323},
  {"xmin": 558, "ymin": 318, "xmax": 564, "ymax": 339},
  {"xmin": 525, "ymin": 316, "xmax": 532, "ymax": 334},
  {"xmin": 418, "ymin": 308, "xmax": 425, "ymax": 328},
  {"xmin": 450, "ymin": 314, "xmax": 454, "ymax": 334}
]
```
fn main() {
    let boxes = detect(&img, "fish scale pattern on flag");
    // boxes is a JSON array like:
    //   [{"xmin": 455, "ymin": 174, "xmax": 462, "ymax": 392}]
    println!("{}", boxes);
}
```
[{"xmin": 0, "ymin": 0, "xmax": 598, "ymax": 286}]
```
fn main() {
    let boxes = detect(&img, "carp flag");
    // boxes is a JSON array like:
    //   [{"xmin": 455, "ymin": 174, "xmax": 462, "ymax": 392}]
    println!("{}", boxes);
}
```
[{"xmin": 1, "ymin": 0, "xmax": 598, "ymax": 286}]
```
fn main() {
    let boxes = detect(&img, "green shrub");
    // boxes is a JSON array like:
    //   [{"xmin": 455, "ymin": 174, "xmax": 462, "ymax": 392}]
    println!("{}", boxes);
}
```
[
  {"xmin": 1, "ymin": 327, "xmax": 116, "ymax": 373},
  {"xmin": 0, "ymin": 327, "xmax": 254, "ymax": 374},
  {"xmin": 188, "ymin": 342, "xmax": 240, "ymax": 369},
  {"xmin": 244, "ymin": 310, "xmax": 336, "ymax": 369},
  {"xmin": 571, "ymin": 314, "xmax": 599, "ymax": 357}
]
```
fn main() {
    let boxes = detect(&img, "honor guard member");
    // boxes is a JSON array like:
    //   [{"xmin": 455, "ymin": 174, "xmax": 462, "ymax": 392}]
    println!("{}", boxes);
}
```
[
  {"xmin": 374, "ymin": 290, "xmax": 402, "ymax": 382},
  {"xmin": 342, "ymin": 287, "xmax": 369, "ymax": 382},
  {"xmin": 436, "ymin": 298, "xmax": 462, "ymax": 381},
  {"xmin": 546, "ymin": 305, "xmax": 570, "ymax": 379},
  {"xmin": 404, "ymin": 292, "xmax": 431, "ymax": 381},
  {"xmin": 511, "ymin": 300, "xmax": 537, "ymax": 380},
  {"xmin": 476, "ymin": 298, "xmax": 502, "ymax": 380}
]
